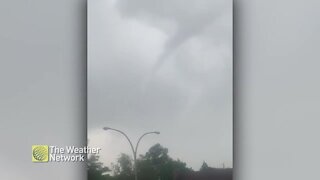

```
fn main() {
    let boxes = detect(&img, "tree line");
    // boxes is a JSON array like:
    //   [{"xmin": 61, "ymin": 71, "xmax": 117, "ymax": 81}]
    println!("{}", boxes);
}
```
[{"xmin": 88, "ymin": 143, "xmax": 228, "ymax": 180}]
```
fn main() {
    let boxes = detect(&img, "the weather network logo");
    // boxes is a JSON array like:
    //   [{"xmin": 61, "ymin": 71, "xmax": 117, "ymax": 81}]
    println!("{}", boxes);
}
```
[{"xmin": 32, "ymin": 145, "xmax": 49, "ymax": 162}]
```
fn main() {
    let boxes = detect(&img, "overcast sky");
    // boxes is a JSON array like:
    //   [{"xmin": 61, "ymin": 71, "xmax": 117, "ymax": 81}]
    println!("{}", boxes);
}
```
[{"xmin": 88, "ymin": 0, "xmax": 232, "ymax": 170}]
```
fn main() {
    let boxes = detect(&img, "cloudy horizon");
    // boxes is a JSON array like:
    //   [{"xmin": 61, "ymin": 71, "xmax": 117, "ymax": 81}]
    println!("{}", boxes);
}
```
[{"xmin": 88, "ymin": 0, "xmax": 232, "ymax": 170}]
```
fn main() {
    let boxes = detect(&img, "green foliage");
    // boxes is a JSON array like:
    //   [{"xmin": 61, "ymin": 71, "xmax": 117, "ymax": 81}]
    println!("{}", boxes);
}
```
[
  {"xmin": 113, "ymin": 153, "xmax": 134, "ymax": 180},
  {"xmin": 117, "ymin": 153, "xmax": 133, "ymax": 176},
  {"xmin": 87, "ymin": 143, "xmax": 193, "ymax": 180},
  {"xmin": 87, "ymin": 154, "xmax": 111, "ymax": 180},
  {"xmin": 137, "ymin": 143, "xmax": 191, "ymax": 180}
]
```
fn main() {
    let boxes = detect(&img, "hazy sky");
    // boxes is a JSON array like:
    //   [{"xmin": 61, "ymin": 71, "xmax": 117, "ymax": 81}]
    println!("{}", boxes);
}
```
[{"xmin": 88, "ymin": 0, "xmax": 232, "ymax": 170}]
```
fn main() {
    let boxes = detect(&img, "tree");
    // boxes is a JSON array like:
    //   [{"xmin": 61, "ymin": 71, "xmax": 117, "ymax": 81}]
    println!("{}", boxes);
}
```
[
  {"xmin": 138, "ymin": 143, "xmax": 191, "ymax": 180},
  {"xmin": 200, "ymin": 161, "xmax": 209, "ymax": 171},
  {"xmin": 117, "ymin": 153, "xmax": 134, "ymax": 176},
  {"xmin": 145, "ymin": 144, "xmax": 169, "ymax": 161},
  {"xmin": 110, "ymin": 144, "xmax": 192, "ymax": 180},
  {"xmin": 111, "ymin": 153, "xmax": 134, "ymax": 180},
  {"xmin": 111, "ymin": 162, "xmax": 121, "ymax": 176},
  {"xmin": 136, "ymin": 158, "xmax": 158, "ymax": 180},
  {"xmin": 87, "ymin": 154, "xmax": 112, "ymax": 180}
]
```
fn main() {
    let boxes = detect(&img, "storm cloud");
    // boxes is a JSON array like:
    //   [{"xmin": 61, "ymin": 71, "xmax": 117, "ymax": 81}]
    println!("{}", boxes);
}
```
[{"xmin": 88, "ymin": 0, "xmax": 232, "ymax": 169}]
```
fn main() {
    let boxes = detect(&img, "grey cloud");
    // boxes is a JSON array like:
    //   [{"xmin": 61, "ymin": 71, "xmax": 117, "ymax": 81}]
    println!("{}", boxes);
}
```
[
  {"xmin": 116, "ymin": 0, "xmax": 231, "ymax": 73},
  {"xmin": 88, "ymin": 0, "xmax": 232, "ymax": 169}
]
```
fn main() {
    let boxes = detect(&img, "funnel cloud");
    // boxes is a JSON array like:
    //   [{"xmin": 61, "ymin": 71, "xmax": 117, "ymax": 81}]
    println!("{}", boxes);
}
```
[{"xmin": 88, "ymin": 0, "xmax": 232, "ymax": 170}]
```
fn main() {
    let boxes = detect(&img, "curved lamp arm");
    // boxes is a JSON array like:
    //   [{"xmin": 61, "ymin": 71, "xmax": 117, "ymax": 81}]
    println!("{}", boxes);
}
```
[
  {"xmin": 103, "ymin": 127, "xmax": 135, "ymax": 158},
  {"xmin": 135, "ymin": 131, "xmax": 160, "ymax": 158},
  {"xmin": 103, "ymin": 127, "xmax": 160, "ymax": 180}
]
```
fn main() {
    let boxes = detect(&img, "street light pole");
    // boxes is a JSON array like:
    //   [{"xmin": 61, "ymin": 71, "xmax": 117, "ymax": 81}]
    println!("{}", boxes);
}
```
[{"xmin": 103, "ymin": 127, "xmax": 160, "ymax": 180}]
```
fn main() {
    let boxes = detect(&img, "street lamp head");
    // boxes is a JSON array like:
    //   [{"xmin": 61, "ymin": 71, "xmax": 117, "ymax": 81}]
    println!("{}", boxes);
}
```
[
  {"xmin": 103, "ymin": 127, "xmax": 110, "ymax": 131},
  {"xmin": 154, "ymin": 131, "xmax": 160, "ymax": 134}
]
